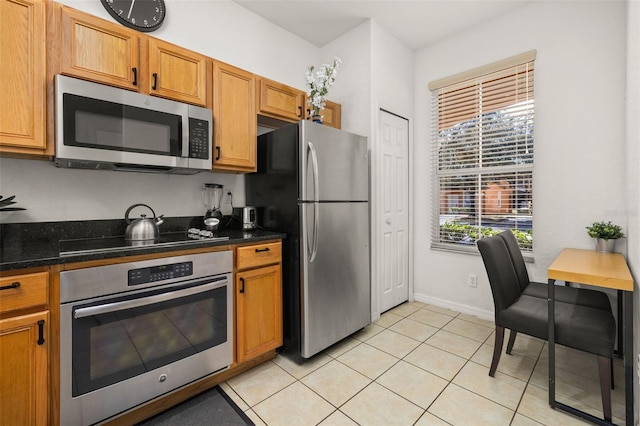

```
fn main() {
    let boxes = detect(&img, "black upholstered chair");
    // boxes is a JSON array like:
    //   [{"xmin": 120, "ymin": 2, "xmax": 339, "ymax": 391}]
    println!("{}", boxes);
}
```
[
  {"xmin": 477, "ymin": 233, "xmax": 616, "ymax": 421},
  {"xmin": 496, "ymin": 230, "xmax": 612, "ymax": 355}
]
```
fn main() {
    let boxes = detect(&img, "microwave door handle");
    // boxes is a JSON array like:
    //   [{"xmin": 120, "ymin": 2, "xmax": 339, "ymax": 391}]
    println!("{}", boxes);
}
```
[
  {"xmin": 73, "ymin": 280, "xmax": 226, "ymax": 319},
  {"xmin": 182, "ymin": 110, "xmax": 190, "ymax": 158}
]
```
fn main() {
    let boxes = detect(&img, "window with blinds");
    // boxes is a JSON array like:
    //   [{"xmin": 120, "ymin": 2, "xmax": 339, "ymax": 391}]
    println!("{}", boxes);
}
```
[{"xmin": 430, "ymin": 51, "xmax": 535, "ymax": 253}]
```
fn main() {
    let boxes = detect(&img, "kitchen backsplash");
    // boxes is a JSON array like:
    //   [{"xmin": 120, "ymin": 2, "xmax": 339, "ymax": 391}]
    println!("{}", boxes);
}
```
[{"xmin": 0, "ymin": 157, "xmax": 245, "ymax": 223}]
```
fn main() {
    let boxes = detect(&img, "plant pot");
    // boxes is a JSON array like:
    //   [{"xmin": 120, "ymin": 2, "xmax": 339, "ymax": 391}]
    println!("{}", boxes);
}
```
[{"xmin": 595, "ymin": 238, "xmax": 616, "ymax": 253}]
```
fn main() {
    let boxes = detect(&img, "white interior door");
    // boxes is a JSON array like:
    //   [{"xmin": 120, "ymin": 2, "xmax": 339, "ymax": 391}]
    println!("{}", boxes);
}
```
[{"xmin": 380, "ymin": 109, "xmax": 409, "ymax": 313}]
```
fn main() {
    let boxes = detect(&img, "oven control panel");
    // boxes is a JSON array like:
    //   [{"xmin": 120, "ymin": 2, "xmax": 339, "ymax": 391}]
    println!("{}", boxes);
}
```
[{"xmin": 128, "ymin": 261, "xmax": 193, "ymax": 286}]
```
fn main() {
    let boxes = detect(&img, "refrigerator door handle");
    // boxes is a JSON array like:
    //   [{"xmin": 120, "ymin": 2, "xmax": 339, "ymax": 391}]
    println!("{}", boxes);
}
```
[{"xmin": 308, "ymin": 141, "xmax": 320, "ymax": 262}]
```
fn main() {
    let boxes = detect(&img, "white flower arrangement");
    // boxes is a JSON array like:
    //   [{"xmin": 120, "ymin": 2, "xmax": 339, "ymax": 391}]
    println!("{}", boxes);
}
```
[{"xmin": 306, "ymin": 56, "xmax": 342, "ymax": 118}]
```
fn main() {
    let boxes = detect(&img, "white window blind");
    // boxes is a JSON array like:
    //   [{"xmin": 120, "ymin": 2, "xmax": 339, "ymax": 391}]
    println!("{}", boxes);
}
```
[{"xmin": 430, "ymin": 52, "xmax": 535, "ymax": 253}]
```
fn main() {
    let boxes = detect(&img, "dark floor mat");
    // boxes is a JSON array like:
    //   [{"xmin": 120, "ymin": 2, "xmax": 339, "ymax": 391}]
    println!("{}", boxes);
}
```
[{"xmin": 137, "ymin": 385, "xmax": 254, "ymax": 425}]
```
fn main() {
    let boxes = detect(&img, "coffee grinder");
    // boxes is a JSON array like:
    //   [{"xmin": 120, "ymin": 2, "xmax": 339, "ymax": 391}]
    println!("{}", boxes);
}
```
[{"xmin": 201, "ymin": 183, "xmax": 224, "ymax": 231}]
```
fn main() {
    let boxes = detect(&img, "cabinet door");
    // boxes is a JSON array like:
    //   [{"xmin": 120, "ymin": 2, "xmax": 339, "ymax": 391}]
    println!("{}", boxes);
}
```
[
  {"xmin": 0, "ymin": 311, "xmax": 49, "ymax": 425},
  {"xmin": 213, "ymin": 61, "xmax": 256, "ymax": 172},
  {"xmin": 320, "ymin": 100, "xmax": 342, "ymax": 129},
  {"xmin": 236, "ymin": 264, "xmax": 282, "ymax": 363},
  {"xmin": 61, "ymin": 6, "xmax": 140, "ymax": 90},
  {"xmin": 0, "ymin": 0, "xmax": 46, "ymax": 151},
  {"xmin": 147, "ymin": 38, "xmax": 209, "ymax": 107},
  {"xmin": 257, "ymin": 77, "xmax": 305, "ymax": 122}
]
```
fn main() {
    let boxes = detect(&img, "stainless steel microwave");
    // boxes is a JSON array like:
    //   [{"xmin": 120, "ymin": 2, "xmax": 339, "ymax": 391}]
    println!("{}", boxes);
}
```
[{"xmin": 54, "ymin": 75, "xmax": 212, "ymax": 174}]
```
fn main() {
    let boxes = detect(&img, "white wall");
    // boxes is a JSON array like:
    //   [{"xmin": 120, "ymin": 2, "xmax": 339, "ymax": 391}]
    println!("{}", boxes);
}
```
[
  {"xmin": 319, "ymin": 20, "xmax": 414, "ymax": 320},
  {"xmin": 370, "ymin": 22, "xmax": 414, "ymax": 319},
  {"xmin": 319, "ymin": 20, "xmax": 372, "ymax": 139},
  {"xmin": 53, "ymin": 0, "xmax": 318, "ymax": 89},
  {"xmin": 0, "ymin": 0, "xmax": 320, "ymax": 223},
  {"xmin": 625, "ymin": 0, "xmax": 640, "ymax": 419},
  {"xmin": 413, "ymin": 1, "xmax": 628, "ymax": 318}
]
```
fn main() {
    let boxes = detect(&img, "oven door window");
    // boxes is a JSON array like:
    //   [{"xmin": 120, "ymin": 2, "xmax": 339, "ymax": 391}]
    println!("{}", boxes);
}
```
[
  {"xmin": 63, "ymin": 93, "xmax": 181, "ymax": 156},
  {"xmin": 71, "ymin": 282, "xmax": 227, "ymax": 397}
]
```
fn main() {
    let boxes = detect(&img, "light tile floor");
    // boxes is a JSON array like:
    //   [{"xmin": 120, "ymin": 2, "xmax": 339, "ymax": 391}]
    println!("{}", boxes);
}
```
[{"xmin": 220, "ymin": 301, "xmax": 626, "ymax": 425}]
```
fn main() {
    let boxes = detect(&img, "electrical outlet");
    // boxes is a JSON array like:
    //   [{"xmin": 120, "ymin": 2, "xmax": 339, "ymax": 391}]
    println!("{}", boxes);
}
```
[{"xmin": 468, "ymin": 274, "xmax": 477, "ymax": 288}]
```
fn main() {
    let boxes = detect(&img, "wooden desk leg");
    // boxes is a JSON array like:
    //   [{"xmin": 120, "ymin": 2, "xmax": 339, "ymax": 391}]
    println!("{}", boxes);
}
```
[
  {"xmin": 623, "ymin": 290, "xmax": 633, "ymax": 426},
  {"xmin": 548, "ymin": 278, "xmax": 556, "ymax": 408}
]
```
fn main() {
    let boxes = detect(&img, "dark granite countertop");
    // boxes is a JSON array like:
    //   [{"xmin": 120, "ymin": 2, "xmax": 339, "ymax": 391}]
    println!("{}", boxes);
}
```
[{"xmin": 0, "ymin": 217, "xmax": 286, "ymax": 272}]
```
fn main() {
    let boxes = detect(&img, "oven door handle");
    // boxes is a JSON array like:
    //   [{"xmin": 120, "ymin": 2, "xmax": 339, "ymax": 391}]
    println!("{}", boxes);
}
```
[{"xmin": 73, "ymin": 279, "xmax": 226, "ymax": 319}]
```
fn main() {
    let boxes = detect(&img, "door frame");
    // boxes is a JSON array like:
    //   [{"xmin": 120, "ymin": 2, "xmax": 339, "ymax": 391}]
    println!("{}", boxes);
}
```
[{"xmin": 370, "ymin": 105, "xmax": 414, "ymax": 322}]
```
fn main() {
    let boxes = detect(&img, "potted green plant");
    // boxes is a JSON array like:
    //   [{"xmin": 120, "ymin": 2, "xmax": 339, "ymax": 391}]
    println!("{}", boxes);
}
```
[{"xmin": 585, "ymin": 221, "xmax": 624, "ymax": 253}]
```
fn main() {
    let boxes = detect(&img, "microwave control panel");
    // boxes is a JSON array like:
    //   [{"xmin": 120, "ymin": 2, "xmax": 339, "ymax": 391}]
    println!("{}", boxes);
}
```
[{"xmin": 189, "ymin": 118, "xmax": 209, "ymax": 159}]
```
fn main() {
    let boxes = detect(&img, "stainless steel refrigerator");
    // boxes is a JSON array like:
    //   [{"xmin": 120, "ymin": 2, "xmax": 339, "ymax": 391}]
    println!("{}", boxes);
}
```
[{"xmin": 245, "ymin": 120, "xmax": 370, "ymax": 361}]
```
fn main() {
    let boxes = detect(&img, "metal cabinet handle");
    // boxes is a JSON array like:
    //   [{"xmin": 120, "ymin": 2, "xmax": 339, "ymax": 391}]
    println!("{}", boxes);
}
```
[
  {"xmin": 215, "ymin": 146, "xmax": 221, "ymax": 161},
  {"xmin": 255, "ymin": 247, "xmax": 270, "ymax": 253},
  {"xmin": 132, "ymin": 67, "xmax": 138, "ymax": 86},
  {"xmin": 297, "ymin": 106, "xmax": 302, "ymax": 118},
  {"xmin": 152, "ymin": 73, "xmax": 158, "ymax": 90},
  {"xmin": 37, "ymin": 320, "xmax": 45, "ymax": 345},
  {"xmin": 0, "ymin": 281, "xmax": 20, "ymax": 291},
  {"xmin": 239, "ymin": 277, "xmax": 245, "ymax": 294}
]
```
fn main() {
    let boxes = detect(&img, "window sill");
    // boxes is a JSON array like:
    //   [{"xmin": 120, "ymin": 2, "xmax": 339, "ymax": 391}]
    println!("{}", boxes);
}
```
[{"xmin": 430, "ymin": 242, "xmax": 534, "ymax": 263}]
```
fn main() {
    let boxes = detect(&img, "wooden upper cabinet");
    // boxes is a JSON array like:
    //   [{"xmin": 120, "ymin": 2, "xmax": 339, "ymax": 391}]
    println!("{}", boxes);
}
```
[
  {"xmin": 60, "ymin": 6, "xmax": 140, "ymax": 90},
  {"xmin": 257, "ymin": 77, "xmax": 305, "ymax": 122},
  {"xmin": 212, "ymin": 61, "xmax": 256, "ymax": 172},
  {"xmin": 319, "ymin": 100, "xmax": 342, "ymax": 129},
  {"xmin": 0, "ymin": 0, "xmax": 47, "ymax": 152},
  {"xmin": 147, "ymin": 38, "xmax": 210, "ymax": 107},
  {"xmin": 58, "ymin": 5, "xmax": 210, "ymax": 107}
]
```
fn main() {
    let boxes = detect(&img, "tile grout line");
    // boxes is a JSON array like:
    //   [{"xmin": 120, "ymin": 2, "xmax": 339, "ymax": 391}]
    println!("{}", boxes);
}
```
[{"xmin": 234, "ymin": 302, "xmax": 608, "ymax": 425}]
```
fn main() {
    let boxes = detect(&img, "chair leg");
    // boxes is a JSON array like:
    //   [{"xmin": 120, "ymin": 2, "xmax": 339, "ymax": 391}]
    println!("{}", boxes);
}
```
[
  {"xmin": 506, "ymin": 329, "xmax": 517, "ymax": 355},
  {"xmin": 490, "ymin": 326, "xmax": 505, "ymax": 377},
  {"xmin": 610, "ymin": 357, "xmax": 614, "ymax": 390},
  {"xmin": 597, "ymin": 356, "xmax": 612, "ymax": 422}
]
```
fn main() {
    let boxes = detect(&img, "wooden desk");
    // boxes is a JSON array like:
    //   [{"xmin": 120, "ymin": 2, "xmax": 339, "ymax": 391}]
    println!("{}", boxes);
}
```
[{"xmin": 548, "ymin": 248, "xmax": 634, "ymax": 425}]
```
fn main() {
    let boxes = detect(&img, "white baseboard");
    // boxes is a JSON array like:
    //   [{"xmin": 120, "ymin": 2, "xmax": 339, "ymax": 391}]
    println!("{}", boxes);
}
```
[{"xmin": 413, "ymin": 292, "xmax": 495, "ymax": 323}]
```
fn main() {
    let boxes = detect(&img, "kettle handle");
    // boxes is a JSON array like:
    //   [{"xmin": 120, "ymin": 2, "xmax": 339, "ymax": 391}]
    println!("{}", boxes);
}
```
[{"xmin": 125, "ymin": 204, "xmax": 156, "ymax": 224}]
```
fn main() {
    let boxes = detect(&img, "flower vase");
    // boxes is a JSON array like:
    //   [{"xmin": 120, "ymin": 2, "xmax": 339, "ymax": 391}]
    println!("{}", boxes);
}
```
[
  {"xmin": 311, "ymin": 111, "xmax": 323, "ymax": 124},
  {"xmin": 595, "ymin": 238, "xmax": 616, "ymax": 253}
]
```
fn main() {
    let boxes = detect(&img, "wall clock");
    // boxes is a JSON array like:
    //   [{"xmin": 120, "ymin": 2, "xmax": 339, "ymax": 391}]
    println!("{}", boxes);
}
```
[{"xmin": 100, "ymin": 0, "xmax": 166, "ymax": 32}]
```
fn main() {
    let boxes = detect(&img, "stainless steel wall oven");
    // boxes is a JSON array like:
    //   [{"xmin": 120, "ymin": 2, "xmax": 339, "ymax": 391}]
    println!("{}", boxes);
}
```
[{"xmin": 59, "ymin": 251, "xmax": 233, "ymax": 425}]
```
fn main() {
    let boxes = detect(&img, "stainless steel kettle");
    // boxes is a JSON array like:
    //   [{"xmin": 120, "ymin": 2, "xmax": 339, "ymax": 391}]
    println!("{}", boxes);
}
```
[{"xmin": 124, "ymin": 204, "xmax": 164, "ymax": 241}]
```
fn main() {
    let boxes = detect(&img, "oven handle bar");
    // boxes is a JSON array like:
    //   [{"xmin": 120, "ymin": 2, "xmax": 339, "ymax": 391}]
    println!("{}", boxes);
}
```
[{"xmin": 73, "ymin": 279, "xmax": 226, "ymax": 319}]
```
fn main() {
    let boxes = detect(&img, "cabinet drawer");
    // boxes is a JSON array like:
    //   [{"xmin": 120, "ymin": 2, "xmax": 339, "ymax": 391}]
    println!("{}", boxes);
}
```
[
  {"xmin": 236, "ymin": 242, "xmax": 282, "ymax": 270},
  {"xmin": 0, "ymin": 272, "xmax": 48, "ymax": 314}
]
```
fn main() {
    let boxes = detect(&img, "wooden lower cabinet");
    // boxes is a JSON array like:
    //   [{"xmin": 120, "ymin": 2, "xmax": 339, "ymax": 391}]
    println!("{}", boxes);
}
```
[
  {"xmin": 235, "ymin": 241, "xmax": 283, "ymax": 363},
  {"xmin": 0, "ymin": 311, "xmax": 49, "ymax": 425},
  {"xmin": 0, "ymin": 269, "xmax": 50, "ymax": 425},
  {"xmin": 235, "ymin": 264, "xmax": 282, "ymax": 363}
]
